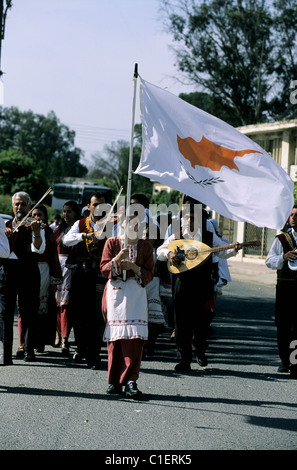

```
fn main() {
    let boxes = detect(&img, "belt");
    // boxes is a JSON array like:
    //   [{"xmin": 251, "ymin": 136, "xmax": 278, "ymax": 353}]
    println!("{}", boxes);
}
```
[{"xmin": 78, "ymin": 259, "xmax": 98, "ymax": 270}]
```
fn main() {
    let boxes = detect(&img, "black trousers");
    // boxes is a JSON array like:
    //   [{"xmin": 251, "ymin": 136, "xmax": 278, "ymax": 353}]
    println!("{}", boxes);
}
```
[
  {"xmin": 69, "ymin": 264, "xmax": 106, "ymax": 365},
  {"xmin": 275, "ymin": 280, "xmax": 297, "ymax": 365},
  {"xmin": 174, "ymin": 275, "xmax": 214, "ymax": 364},
  {"xmin": 0, "ymin": 259, "xmax": 40, "ymax": 363}
]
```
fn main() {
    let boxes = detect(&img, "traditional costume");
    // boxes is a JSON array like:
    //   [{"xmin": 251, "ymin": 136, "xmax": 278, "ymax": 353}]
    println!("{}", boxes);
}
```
[
  {"xmin": 63, "ymin": 215, "xmax": 107, "ymax": 368},
  {"xmin": 144, "ymin": 249, "xmax": 166, "ymax": 356},
  {"xmin": 33, "ymin": 225, "xmax": 62, "ymax": 350},
  {"xmin": 100, "ymin": 236, "xmax": 154, "ymax": 392},
  {"xmin": 157, "ymin": 218, "xmax": 237, "ymax": 370},
  {"xmin": 3, "ymin": 218, "xmax": 45, "ymax": 361},
  {"xmin": 0, "ymin": 217, "xmax": 12, "ymax": 365},
  {"xmin": 53, "ymin": 224, "xmax": 77, "ymax": 352},
  {"xmin": 266, "ymin": 228, "xmax": 297, "ymax": 374}
]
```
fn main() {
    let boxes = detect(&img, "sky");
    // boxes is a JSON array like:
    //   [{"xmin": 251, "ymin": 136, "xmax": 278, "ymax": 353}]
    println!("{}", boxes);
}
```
[{"xmin": 0, "ymin": 0, "xmax": 191, "ymax": 166}]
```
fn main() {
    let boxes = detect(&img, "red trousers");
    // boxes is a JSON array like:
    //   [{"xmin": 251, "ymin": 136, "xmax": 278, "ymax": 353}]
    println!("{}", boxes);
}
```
[
  {"xmin": 107, "ymin": 338, "xmax": 145, "ymax": 385},
  {"xmin": 56, "ymin": 306, "xmax": 71, "ymax": 338}
]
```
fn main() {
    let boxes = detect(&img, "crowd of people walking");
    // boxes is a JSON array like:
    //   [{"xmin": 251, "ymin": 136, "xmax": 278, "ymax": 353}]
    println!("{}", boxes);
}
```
[{"xmin": 0, "ymin": 189, "xmax": 295, "ymax": 400}]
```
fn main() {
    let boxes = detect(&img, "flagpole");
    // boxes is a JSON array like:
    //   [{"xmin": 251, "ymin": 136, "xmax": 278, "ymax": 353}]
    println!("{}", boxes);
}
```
[{"xmin": 123, "ymin": 63, "xmax": 138, "ymax": 280}]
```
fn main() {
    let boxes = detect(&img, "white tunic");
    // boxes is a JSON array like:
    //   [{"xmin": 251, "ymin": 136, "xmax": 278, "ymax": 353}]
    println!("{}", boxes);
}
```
[
  {"xmin": 104, "ymin": 277, "xmax": 148, "ymax": 342},
  {"xmin": 103, "ymin": 242, "xmax": 149, "ymax": 342}
]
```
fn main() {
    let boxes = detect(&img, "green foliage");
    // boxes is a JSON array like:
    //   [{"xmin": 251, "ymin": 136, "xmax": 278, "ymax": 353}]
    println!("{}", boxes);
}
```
[
  {"xmin": 0, "ymin": 194, "xmax": 14, "ymax": 217},
  {"xmin": 0, "ymin": 106, "xmax": 88, "ymax": 187},
  {"xmin": 0, "ymin": 149, "xmax": 49, "ymax": 202},
  {"xmin": 151, "ymin": 189, "xmax": 180, "ymax": 206},
  {"xmin": 161, "ymin": 0, "xmax": 297, "ymax": 125}
]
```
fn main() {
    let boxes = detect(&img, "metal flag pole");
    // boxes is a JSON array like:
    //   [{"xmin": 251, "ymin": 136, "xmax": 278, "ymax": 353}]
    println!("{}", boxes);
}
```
[{"xmin": 123, "ymin": 63, "xmax": 138, "ymax": 281}]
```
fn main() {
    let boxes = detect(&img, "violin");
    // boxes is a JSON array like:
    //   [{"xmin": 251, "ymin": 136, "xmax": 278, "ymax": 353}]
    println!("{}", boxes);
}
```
[{"xmin": 22, "ymin": 217, "xmax": 47, "ymax": 229}]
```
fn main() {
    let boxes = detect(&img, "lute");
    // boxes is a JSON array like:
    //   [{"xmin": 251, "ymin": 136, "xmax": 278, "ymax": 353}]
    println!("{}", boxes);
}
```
[{"xmin": 167, "ymin": 239, "xmax": 261, "ymax": 274}]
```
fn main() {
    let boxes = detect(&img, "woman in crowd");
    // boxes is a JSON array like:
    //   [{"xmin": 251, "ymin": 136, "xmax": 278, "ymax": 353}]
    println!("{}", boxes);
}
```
[
  {"xmin": 18, "ymin": 204, "xmax": 62, "ymax": 354},
  {"xmin": 100, "ymin": 214, "xmax": 154, "ymax": 399},
  {"xmin": 52, "ymin": 201, "xmax": 80, "ymax": 355}
]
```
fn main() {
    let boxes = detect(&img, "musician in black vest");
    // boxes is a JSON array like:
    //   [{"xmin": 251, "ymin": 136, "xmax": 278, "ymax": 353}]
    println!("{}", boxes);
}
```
[
  {"xmin": 266, "ymin": 206, "xmax": 297, "ymax": 376},
  {"xmin": 157, "ymin": 203, "xmax": 240, "ymax": 371},
  {"xmin": 3, "ymin": 191, "xmax": 45, "ymax": 362},
  {"xmin": 63, "ymin": 192, "xmax": 109, "ymax": 369}
]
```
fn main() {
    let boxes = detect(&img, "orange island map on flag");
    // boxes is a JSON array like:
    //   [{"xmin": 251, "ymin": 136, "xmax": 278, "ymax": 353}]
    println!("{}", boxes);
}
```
[
  {"xmin": 135, "ymin": 78, "xmax": 294, "ymax": 230},
  {"xmin": 177, "ymin": 134, "xmax": 262, "ymax": 172}
]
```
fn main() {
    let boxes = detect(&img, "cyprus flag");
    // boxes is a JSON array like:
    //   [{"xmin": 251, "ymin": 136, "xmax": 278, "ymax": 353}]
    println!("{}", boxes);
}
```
[{"xmin": 135, "ymin": 79, "xmax": 294, "ymax": 229}]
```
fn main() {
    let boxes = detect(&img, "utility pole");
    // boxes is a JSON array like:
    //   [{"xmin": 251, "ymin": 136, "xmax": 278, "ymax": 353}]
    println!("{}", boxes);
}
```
[{"xmin": 0, "ymin": 0, "xmax": 12, "ymax": 76}]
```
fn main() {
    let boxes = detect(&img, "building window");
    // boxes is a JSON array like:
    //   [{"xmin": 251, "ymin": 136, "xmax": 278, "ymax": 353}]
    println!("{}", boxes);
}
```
[
  {"xmin": 244, "ymin": 223, "xmax": 276, "ymax": 258},
  {"xmin": 217, "ymin": 216, "xmax": 237, "ymax": 244}
]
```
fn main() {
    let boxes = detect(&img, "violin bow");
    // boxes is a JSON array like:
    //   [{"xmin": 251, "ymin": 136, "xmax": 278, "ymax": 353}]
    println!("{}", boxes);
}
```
[{"xmin": 94, "ymin": 186, "xmax": 123, "ymax": 239}]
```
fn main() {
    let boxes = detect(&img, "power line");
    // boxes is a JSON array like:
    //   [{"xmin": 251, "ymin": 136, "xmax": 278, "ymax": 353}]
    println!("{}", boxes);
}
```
[
  {"xmin": 66, "ymin": 122, "xmax": 130, "ymax": 144},
  {"xmin": 67, "ymin": 123, "xmax": 130, "ymax": 133},
  {"xmin": 65, "ymin": 122, "xmax": 132, "ymax": 155}
]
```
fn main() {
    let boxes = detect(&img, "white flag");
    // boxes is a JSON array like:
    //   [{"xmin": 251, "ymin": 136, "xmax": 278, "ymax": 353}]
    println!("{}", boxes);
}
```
[{"xmin": 135, "ymin": 78, "xmax": 294, "ymax": 229}]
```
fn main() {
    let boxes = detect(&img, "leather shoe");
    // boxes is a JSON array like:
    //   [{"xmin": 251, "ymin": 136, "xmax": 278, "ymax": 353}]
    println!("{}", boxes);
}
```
[
  {"xmin": 290, "ymin": 364, "xmax": 297, "ymax": 379},
  {"xmin": 106, "ymin": 384, "xmax": 122, "ymax": 395},
  {"xmin": 24, "ymin": 352, "xmax": 36, "ymax": 362},
  {"xmin": 16, "ymin": 346, "xmax": 25, "ymax": 358},
  {"xmin": 73, "ymin": 352, "xmax": 82, "ymax": 363},
  {"xmin": 197, "ymin": 353, "xmax": 208, "ymax": 368},
  {"xmin": 174, "ymin": 360, "xmax": 191, "ymax": 371},
  {"xmin": 125, "ymin": 382, "xmax": 143, "ymax": 399},
  {"xmin": 277, "ymin": 361, "xmax": 290, "ymax": 373}
]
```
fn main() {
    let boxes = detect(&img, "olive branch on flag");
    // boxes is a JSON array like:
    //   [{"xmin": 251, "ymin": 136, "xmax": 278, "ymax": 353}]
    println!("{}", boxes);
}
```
[{"xmin": 179, "ymin": 161, "xmax": 224, "ymax": 187}]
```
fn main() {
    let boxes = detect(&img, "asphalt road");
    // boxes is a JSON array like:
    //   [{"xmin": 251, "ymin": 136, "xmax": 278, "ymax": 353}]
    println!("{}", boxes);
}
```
[{"xmin": 0, "ymin": 262, "xmax": 296, "ymax": 454}]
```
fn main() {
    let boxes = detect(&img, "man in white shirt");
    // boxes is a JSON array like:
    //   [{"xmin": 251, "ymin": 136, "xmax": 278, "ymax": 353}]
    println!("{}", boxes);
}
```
[
  {"xmin": 157, "ymin": 203, "xmax": 240, "ymax": 371},
  {"xmin": 0, "ymin": 216, "xmax": 10, "ymax": 258},
  {"xmin": 0, "ymin": 216, "xmax": 11, "ymax": 365},
  {"xmin": 266, "ymin": 205, "xmax": 297, "ymax": 376},
  {"xmin": 63, "ymin": 192, "xmax": 108, "ymax": 369}
]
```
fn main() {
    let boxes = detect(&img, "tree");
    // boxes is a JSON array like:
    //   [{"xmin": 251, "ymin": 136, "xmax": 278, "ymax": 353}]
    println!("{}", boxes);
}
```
[
  {"xmin": 269, "ymin": 0, "xmax": 297, "ymax": 120},
  {"xmin": 161, "ymin": 0, "xmax": 297, "ymax": 125},
  {"xmin": 0, "ymin": 106, "xmax": 88, "ymax": 184},
  {"xmin": 0, "ymin": 149, "xmax": 49, "ymax": 201}
]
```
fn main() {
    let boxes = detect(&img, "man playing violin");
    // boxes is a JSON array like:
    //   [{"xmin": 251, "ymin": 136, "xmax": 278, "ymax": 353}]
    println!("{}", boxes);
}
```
[
  {"xmin": 2, "ymin": 191, "xmax": 45, "ymax": 363},
  {"xmin": 266, "ymin": 205, "xmax": 297, "ymax": 377}
]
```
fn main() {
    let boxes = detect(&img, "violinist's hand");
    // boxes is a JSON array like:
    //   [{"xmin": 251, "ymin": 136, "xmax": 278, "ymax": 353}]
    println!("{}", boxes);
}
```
[
  {"xmin": 30, "ymin": 219, "xmax": 42, "ymax": 237},
  {"xmin": 5, "ymin": 227, "xmax": 12, "ymax": 238}
]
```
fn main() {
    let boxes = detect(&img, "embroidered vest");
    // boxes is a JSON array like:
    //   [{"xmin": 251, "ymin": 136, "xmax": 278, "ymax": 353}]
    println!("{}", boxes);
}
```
[
  {"xmin": 276, "ymin": 230, "xmax": 297, "ymax": 281},
  {"xmin": 67, "ymin": 217, "xmax": 105, "ymax": 263},
  {"xmin": 6, "ymin": 219, "xmax": 38, "ymax": 263}
]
